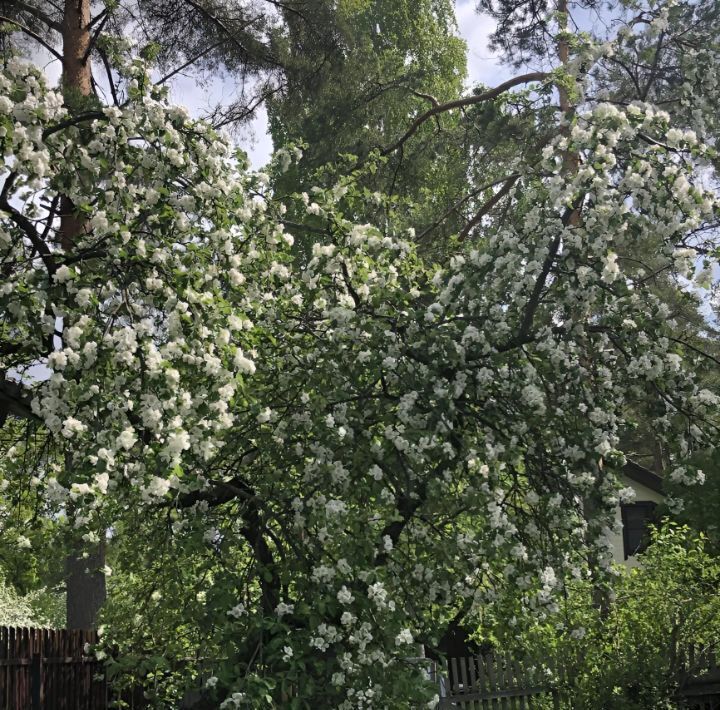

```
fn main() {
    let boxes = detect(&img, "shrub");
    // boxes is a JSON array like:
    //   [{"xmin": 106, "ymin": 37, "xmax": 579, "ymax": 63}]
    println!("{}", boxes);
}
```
[{"xmin": 497, "ymin": 523, "xmax": 720, "ymax": 709}]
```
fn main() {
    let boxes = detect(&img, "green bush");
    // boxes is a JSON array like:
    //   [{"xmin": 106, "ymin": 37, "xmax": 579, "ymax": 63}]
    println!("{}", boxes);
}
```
[
  {"xmin": 0, "ymin": 576, "xmax": 64, "ymax": 627},
  {"xmin": 499, "ymin": 523, "xmax": 720, "ymax": 709}
]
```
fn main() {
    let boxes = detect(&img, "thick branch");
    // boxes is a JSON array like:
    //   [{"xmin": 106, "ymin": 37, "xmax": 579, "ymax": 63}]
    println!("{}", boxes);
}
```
[
  {"xmin": 374, "ymin": 481, "xmax": 428, "ymax": 565},
  {"xmin": 381, "ymin": 72, "xmax": 549, "ymax": 156},
  {"xmin": 506, "ymin": 203, "xmax": 581, "ymax": 348},
  {"xmin": 82, "ymin": 9, "xmax": 110, "ymax": 63},
  {"xmin": 42, "ymin": 111, "xmax": 106, "ymax": 139},
  {"xmin": 0, "ymin": 179, "xmax": 57, "ymax": 274},
  {"xmin": 178, "ymin": 470, "xmax": 279, "ymax": 613},
  {"xmin": 0, "ymin": 378, "xmax": 37, "ymax": 424},
  {"xmin": 96, "ymin": 46, "xmax": 119, "ymax": 106}
]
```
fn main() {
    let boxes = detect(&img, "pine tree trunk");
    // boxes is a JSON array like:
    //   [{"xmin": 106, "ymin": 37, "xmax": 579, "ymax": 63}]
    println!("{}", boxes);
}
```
[
  {"xmin": 65, "ymin": 540, "xmax": 107, "ymax": 629},
  {"xmin": 60, "ymin": 0, "xmax": 107, "ymax": 630}
]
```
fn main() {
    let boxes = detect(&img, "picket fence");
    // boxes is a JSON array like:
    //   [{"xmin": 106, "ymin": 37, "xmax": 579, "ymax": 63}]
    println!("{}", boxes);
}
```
[
  {"xmin": 439, "ymin": 652, "xmax": 563, "ymax": 709},
  {"xmin": 440, "ymin": 649, "xmax": 720, "ymax": 710}
]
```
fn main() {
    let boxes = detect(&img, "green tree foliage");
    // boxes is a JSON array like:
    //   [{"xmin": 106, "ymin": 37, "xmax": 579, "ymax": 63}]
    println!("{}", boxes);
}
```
[
  {"xmin": 268, "ymin": 0, "xmax": 467, "ymax": 202},
  {"xmin": 1, "ymin": 0, "xmax": 720, "ymax": 706},
  {"xmin": 491, "ymin": 524, "xmax": 720, "ymax": 709}
]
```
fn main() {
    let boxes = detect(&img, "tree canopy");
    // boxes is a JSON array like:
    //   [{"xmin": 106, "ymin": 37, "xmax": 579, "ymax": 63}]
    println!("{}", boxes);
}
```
[{"xmin": 0, "ymin": 0, "xmax": 719, "ymax": 706}]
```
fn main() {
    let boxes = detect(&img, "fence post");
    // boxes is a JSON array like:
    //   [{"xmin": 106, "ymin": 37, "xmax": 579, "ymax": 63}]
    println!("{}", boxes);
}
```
[
  {"xmin": 552, "ymin": 687, "xmax": 560, "ymax": 710},
  {"xmin": 31, "ymin": 652, "xmax": 41, "ymax": 710}
]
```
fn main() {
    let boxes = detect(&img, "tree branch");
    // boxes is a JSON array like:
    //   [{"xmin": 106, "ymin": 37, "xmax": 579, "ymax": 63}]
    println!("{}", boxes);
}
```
[
  {"xmin": 178, "ymin": 468, "xmax": 280, "ymax": 613},
  {"xmin": 82, "ymin": 10, "xmax": 110, "ymax": 63},
  {"xmin": 42, "ymin": 111, "xmax": 106, "ymax": 139},
  {"xmin": 87, "ymin": 7, "xmax": 108, "ymax": 29},
  {"xmin": 374, "ymin": 480, "xmax": 428, "ymax": 565},
  {"xmin": 95, "ymin": 45, "xmax": 120, "ymax": 106},
  {"xmin": 417, "ymin": 174, "xmax": 518, "ymax": 242},
  {"xmin": 155, "ymin": 40, "xmax": 227, "ymax": 85},
  {"xmin": 458, "ymin": 175, "xmax": 519, "ymax": 241},
  {"xmin": 181, "ymin": 0, "xmax": 255, "ymax": 58},
  {"xmin": 505, "ymin": 202, "xmax": 582, "ymax": 348},
  {"xmin": 0, "ymin": 15, "xmax": 62, "ymax": 60},
  {"xmin": 0, "ymin": 174, "xmax": 57, "ymax": 274},
  {"xmin": 381, "ymin": 72, "xmax": 549, "ymax": 156},
  {"xmin": 0, "ymin": 378, "xmax": 38, "ymax": 424},
  {"xmin": 10, "ymin": 1, "xmax": 61, "ymax": 31}
]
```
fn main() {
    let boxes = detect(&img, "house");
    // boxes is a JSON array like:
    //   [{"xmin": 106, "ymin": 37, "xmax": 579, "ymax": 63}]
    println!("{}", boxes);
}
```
[{"xmin": 611, "ymin": 461, "xmax": 665, "ymax": 567}]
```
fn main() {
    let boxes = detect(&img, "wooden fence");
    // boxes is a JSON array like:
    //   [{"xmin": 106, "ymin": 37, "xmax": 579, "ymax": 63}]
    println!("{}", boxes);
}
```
[
  {"xmin": 2, "ymin": 627, "xmax": 719, "ymax": 709},
  {"xmin": 0, "ymin": 627, "xmax": 106, "ymax": 709},
  {"xmin": 677, "ymin": 646, "xmax": 720, "ymax": 709},
  {"xmin": 440, "ymin": 652, "xmax": 564, "ymax": 709},
  {"xmin": 440, "ymin": 649, "xmax": 720, "ymax": 710}
]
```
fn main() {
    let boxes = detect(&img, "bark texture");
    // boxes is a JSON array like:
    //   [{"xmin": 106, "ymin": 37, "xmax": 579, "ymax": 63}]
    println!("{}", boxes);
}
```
[
  {"xmin": 65, "ymin": 540, "xmax": 107, "ymax": 629},
  {"xmin": 60, "ymin": 0, "xmax": 106, "ymax": 629}
]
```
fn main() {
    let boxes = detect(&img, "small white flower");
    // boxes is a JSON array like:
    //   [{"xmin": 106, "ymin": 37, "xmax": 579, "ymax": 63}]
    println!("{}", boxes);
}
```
[
  {"xmin": 601, "ymin": 251, "xmax": 620, "ymax": 283},
  {"xmin": 94, "ymin": 473, "xmax": 109, "ymax": 494},
  {"xmin": 165, "ymin": 429, "xmax": 191, "ymax": 456},
  {"xmin": 227, "ymin": 603, "xmax": 247, "ymax": 619},
  {"xmin": 256, "ymin": 407, "xmax": 272, "ymax": 423},
  {"xmin": 275, "ymin": 602, "xmax": 294, "ymax": 617},
  {"xmin": 618, "ymin": 486, "xmax": 636, "ymax": 504},
  {"xmin": 144, "ymin": 476, "xmax": 171, "ymax": 499},
  {"xmin": 116, "ymin": 428, "xmax": 137, "ymax": 451},
  {"xmin": 53, "ymin": 265, "xmax": 73, "ymax": 283},
  {"xmin": 48, "ymin": 351, "xmax": 68, "ymax": 370},
  {"xmin": 61, "ymin": 416, "xmax": 87, "ymax": 439},
  {"xmin": 336, "ymin": 586, "xmax": 354, "ymax": 605},
  {"xmin": 75, "ymin": 288, "xmax": 92, "ymax": 307},
  {"xmin": 395, "ymin": 628, "xmax": 414, "ymax": 646}
]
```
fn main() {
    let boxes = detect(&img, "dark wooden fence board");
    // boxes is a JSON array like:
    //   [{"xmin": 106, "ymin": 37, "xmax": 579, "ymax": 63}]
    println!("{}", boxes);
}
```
[{"xmin": 4, "ymin": 628, "xmax": 720, "ymax": 709}]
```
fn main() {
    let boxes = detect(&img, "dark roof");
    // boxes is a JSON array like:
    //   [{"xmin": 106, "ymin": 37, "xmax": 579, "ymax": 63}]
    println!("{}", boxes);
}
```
[{"xmin": 623, "ymin": 460, "xmax": 664, "ymax": 495}]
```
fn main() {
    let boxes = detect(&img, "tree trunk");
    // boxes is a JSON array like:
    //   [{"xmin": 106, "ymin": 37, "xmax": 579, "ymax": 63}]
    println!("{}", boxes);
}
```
[
  {"xmin": 60, "ymin": 0, "xmax": 93, "ymax": 250},
  {"xmin": 65, "ymin": 539, "xmax": 107, "ymax": 629},
  {"xmin": 60, "ymin": 0, "xmax": 107, "ymax": 629},
  {"xmin": 61, "ymin": 0, "xmax": 93, "ymax": 97}
]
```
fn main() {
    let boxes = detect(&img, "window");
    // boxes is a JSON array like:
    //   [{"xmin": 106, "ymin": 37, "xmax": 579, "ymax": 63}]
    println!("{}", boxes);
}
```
[{"xmin": 621, "ymin": 501, "xmax": 658, "ymax": 559}]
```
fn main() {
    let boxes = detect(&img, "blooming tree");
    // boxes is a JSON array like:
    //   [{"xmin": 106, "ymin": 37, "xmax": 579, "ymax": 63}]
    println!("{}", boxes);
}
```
[{"xmin": 1, "ymin": 0, "xmax": 720, "ymax": 705}]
